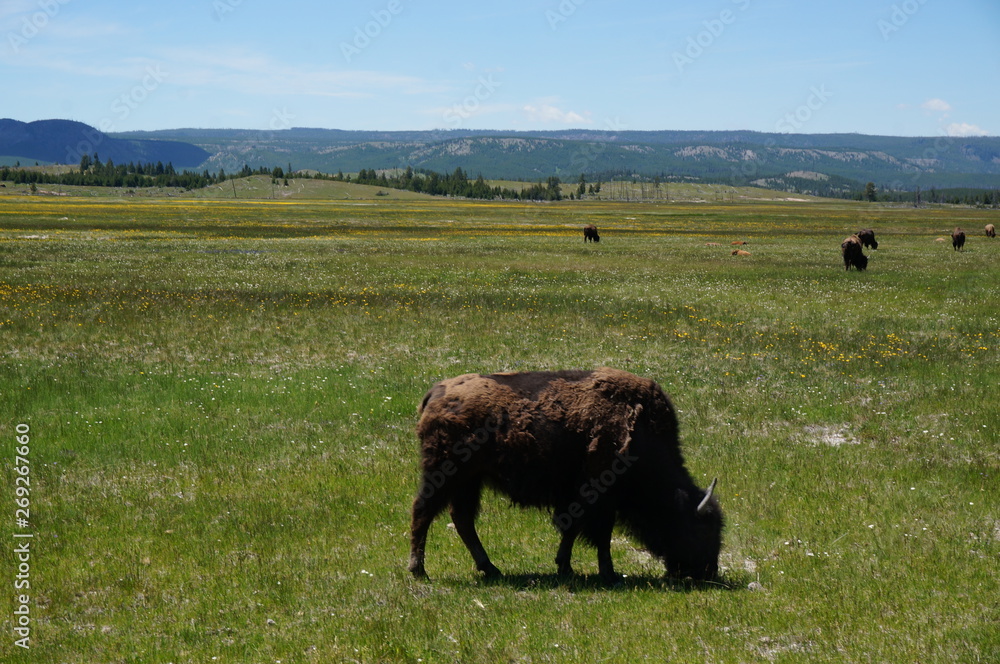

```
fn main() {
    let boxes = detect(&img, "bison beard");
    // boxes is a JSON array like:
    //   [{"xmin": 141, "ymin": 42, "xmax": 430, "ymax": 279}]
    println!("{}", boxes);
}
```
[{"xmin": 408, "ymin": 368, "xmax": 723, "ymax": 584}]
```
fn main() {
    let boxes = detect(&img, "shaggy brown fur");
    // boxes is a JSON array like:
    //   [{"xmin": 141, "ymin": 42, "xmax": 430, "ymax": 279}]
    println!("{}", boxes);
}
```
[
  {"xmin": 952, "ymin": 228, "xmax": 966, "ymax": 251},
  {"xmin": 856, "ymin": 229, "xmax": 878, "ymax": 250},
  {"xmin": 583, "ymin": 225, "xmax": 600, "ymax": 242},
  {"xmin": 841, "ymin": 235, "xmax": 868, "ymax": 271},
  {"xmin": 408, "ymin": 368, "xmax": 722, "ymax": 584},
  {"xmin": 731, "ymin": 249, "xmax": 751, "ymax": 256},
  {"xmin": 986, "ymin": 224, "xmax": 995, "ymax": 238}
]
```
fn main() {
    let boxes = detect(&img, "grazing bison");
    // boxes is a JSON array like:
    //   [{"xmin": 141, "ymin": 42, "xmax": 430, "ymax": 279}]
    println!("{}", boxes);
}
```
[
  {"xmin": 408, "ymin": 368, "xmax": 723, "ymax": 584},
  {"xmin": 856, "ymin": 229, "xmax": 878, "ymax": 250},
  {"xmin": 952, "ymin": 228, "xmax": 966, "ymax": 251},
  {"xmin": 986, "ymin": 224, "xmax": 995, "ymax": 238},
  {"xmin": 841, "ymin": 234, "xmax": 868, "ymax": 271},
  {"xmin": 583, "ymin": 225, "xmax": 600, "ymax": 242}
]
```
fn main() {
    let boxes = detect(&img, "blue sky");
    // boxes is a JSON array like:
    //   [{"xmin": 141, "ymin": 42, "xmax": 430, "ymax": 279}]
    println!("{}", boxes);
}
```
[{"xmin": 2, "ymin": 0, "xmax": 998, "ymax": 136}]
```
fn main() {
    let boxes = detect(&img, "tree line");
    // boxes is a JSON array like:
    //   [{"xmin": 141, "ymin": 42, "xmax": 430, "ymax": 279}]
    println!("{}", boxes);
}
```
[
  {"xmin": 3, "ymin": 156, "xmax": 997, "ymax": 207},
  {"xmin": 857, "ymin": 181, "xmax": 1000, "ymax": 207},
  {"xmin": 1, "ymin": 154, "xmax": 218, "ymax": 190},
  {"xmin": 316, "ymin": 166, "xmax": 565, "ymax": 201}
]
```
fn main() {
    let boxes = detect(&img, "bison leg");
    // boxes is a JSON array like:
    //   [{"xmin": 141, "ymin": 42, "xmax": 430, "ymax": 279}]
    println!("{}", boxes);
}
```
[
  {"xmin": 585, "ymin": 509, "xmax": 622, "ymax": 585},
  {"xmin": 408, "ymin": 474, "xmax": 453, "ymax": 579},
  {"xmin": 449, "ymin": 481, "xmax": 501, "ymax": 578},
  {"xmin": 554, "ymin": 523, "xmax": 581, "ymax": 576}
]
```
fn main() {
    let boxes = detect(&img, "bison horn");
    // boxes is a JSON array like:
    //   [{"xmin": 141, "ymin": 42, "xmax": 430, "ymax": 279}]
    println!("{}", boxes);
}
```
[{"xmin": 696, "ymin": 478, "xmax": 718, "ymax": 515}]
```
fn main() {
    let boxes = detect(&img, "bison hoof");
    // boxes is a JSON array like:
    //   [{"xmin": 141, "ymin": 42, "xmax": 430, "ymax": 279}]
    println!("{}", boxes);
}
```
[
  {"xmin": 600, "ymin": 571, "xmax": 624, "ymax": 587},
  {"xmin": 408, "ymin": 562, "xmax": 429, "ymax": 579},
  {"xmin": 478, "ymin": 563, "xmax": 502, "ymax": 578}
]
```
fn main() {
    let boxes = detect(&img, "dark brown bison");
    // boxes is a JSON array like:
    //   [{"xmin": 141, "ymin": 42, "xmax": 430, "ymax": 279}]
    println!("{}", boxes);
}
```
[
  {"xmin": 583, "ymin": 225, "xmax": 600, "ymax": 242},
  {"xmin": 408, "ymin": 368, "xmax": 722, "ymax": 584},
  {"xmin": 841, "ymin": 234, "xmax": 868, "ymax": 271},
  {"xmin": 986, "ymin": 224, "xmax": 995, "ymax": 238},
  {"xmin": 856, "ymin": 229, "xmax": 878, "ymax": 250},
  {"xmin": 952, "ymin": 228, "xmax": 966, "ymax": 251}
]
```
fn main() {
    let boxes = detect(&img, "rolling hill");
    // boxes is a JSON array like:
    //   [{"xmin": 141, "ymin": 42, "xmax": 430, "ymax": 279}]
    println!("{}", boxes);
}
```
[
  {"xmin": 0, "ymin": 119, "xmax": 210, "ymax": 169},
  {"xmin": 122, "ymin": 126, "xmax": 1000, "ymax": 193},
  {"xmin": 5, "ymin": 118, "xmax": 999, "ymax": 193}
]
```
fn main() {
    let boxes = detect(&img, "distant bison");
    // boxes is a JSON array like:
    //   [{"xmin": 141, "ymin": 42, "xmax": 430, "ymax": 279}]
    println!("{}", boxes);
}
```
[
  {"xmin": 986, "ymin": 224, "xmax": 995, "ymax": 238},
  {"xmin": 408, "ymin": 368, "xmax": 723, "ymax": 584},
  {"xmin": 731, "ymin": 249, "xmax": 751, "ymax": 256},
  {"xmin": 583, "ymin": 225, "xmax": 600, "ymax": 242},
  {"xmin": 856, "ymin": 229, "xmax": 878, "ymax": 250},
  {"xmin": 841, "ymin": 234, "xmax": 868, "ymax": 271},
  {"xmin": 730, "ymin": 240, "xmax": 748, "ymax": 246},
  {"xmin": 952, "ymin": 228, "xmax": 966, "ymax": 251}
]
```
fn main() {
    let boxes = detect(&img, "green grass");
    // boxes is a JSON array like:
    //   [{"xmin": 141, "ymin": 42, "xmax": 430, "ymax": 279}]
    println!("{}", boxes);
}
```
[{"xmin": 0, "ymin": 195, "xmax": 998, "ymax": 662}]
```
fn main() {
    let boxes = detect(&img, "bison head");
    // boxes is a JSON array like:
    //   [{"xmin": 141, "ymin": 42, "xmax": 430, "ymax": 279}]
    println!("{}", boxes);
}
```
[{"xmin": 664, "ymin": 479, "xmax": 723, "ymax": 581}]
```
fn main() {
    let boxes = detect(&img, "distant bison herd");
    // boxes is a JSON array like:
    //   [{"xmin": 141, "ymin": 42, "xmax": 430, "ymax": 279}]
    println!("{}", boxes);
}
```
[{"xmin": 580, "ymin": 223, "xmax": 994, "ymax": 270}]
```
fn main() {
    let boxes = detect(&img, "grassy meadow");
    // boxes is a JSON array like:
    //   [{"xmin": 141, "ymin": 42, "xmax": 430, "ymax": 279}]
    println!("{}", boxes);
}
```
[{"xmin": 0, "ymin": 192, "xmax": 998, "ymax": 663}]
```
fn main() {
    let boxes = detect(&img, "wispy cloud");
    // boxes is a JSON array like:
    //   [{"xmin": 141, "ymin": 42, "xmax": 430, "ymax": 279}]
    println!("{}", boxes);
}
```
[
  {"xmin": 9, "ymin": 41, "xmax": 433, "ymax": 100},
  {"xmin": 522, "ymin": 102, "xmax": 590, "ymax": 125},
  {"xmin": 944, "ymin": 122, "xmax": 988, "ymax": 137},
  {"xmin": 921, "ymin": 98, "xmax": 951, "ymax": 113}
]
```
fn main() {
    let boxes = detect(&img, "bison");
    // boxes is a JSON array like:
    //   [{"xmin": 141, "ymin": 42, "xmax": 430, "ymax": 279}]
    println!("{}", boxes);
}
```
[
  {"xmin": 731, "ymin": 249, "xmax": 751, "ymax": 256},
  {"xmin": 986, "ymin": 224, "xmax": 995, "ymax": 238},
  {"xmin": 408, "ymin": 368, "xmax": 723, "ymax": 584},
  {"xmin": 583, "ymin": 225, "xmax": 600, "ymax": 243},
  {"xmin": 841, "ymin": 234, "xmax": 868, "ymax": 271},
  {"xmin": 952, "ymin": 228, "xmax": 966, "ymax": 251},
  {"xmin": 856, "ymin": 229, "xmax": 878, "ymax": 250}
]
